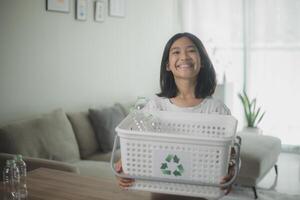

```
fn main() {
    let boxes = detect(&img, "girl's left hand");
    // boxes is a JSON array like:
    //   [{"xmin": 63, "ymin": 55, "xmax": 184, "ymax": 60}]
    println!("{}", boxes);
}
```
[{"xmin": 220, "ymin": 163, "xmax": 235, "ymax": 195}]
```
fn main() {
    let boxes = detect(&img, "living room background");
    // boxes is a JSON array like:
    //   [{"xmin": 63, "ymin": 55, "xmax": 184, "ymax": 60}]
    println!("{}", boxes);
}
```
[
  {"xmin": 0, "ymin": 0, "xmax": 181, "ymax": 124},
  {"xmin": 1, "ymin": 0, "xmax": 299, "ymax": 148}
]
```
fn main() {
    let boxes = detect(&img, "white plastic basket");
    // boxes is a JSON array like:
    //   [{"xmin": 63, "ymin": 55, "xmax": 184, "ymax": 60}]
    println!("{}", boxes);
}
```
[{"xmin": 111, "ymin": 111, "xmax": 240, "ymax": 200}]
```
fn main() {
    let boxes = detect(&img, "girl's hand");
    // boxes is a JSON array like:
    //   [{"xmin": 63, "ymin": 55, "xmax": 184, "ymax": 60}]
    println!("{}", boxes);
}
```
[
  {"xmin": 220, "ymin": 163, "xmax": 235, "ymax": 195},
  {"xmin": 220, "ymin": 146, "xmax": 236, "ymax": 195},
  {"xmin": 115, "ymin": 159, "xmax": 135, "ymax": 188}
]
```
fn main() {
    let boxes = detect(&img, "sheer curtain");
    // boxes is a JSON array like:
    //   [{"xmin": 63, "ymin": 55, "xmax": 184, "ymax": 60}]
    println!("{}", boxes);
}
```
[
  {"xmin": 247, "ymin": 0, "xmax": 300, "ymax": 146},
  {"xmin": 181, "ymin": 0, "xmax": 300, "ymax": 146}
]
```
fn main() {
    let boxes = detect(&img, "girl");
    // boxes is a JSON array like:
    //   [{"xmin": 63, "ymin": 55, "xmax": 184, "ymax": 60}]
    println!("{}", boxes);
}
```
[{"xmin": 116, "ymin": 32, "xmax": 235, "ymax": 195}]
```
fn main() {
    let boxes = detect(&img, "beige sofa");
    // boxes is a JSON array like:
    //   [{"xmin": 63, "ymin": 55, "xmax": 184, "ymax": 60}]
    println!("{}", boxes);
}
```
[
  {"xmin": 236, "ymin": 132, "xmax": 281, "ymax": 199},
  {"xmin": 0, "ymin": 106, "xmax": 282, "ymax": 199},
  {"xmin": 0, "ymin": 107, "xmax": 124, "ymax": 181}
]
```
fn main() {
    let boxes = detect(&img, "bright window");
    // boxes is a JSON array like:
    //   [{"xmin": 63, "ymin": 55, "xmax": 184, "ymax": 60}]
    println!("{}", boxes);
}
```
[{"xmin": 181, "ymin": 0, "xmax": 300, "ymax": 145}]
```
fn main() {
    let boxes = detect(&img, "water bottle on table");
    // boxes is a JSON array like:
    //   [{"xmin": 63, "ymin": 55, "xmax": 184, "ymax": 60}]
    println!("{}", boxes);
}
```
[
  {"xmin": 2, "ymin": 160, "xmax": 11, "ymax": 200},
  {"xmin": 15, "ymin": 155, "xmax": 28, "ymax": 199},
  {"xmin": 2, "ymin": 159, "xmax": 20, "ymax": 200}
]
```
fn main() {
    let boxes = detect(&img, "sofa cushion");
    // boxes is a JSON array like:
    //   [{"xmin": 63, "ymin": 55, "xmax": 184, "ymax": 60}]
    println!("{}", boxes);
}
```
[
  {"xmin": 89, "ymin": 104, "xmax": 126, "ymax": 153},
  {"xmin": 71, "ymin": 160, "xmax": 115, "ymax": 180},
  {"xmin": 85, "ymin": 149, "xmax": 121, "ymax": 162},
  {"xmin": 0, "ymin": 109, "xmax": 80, "ymax": 162},
  {"xmin": 67, "ymin": 112, "xmax": 99, "ymax": 158},
  {"xmin": 237, "ymin": 133, "xmax": 281, "ymax": 186}
]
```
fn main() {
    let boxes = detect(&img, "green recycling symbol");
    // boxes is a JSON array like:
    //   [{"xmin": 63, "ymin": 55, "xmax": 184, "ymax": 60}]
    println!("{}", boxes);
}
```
[{"xmin": 160, "ymin": 154, "xmax": 184, "ymax": 176}]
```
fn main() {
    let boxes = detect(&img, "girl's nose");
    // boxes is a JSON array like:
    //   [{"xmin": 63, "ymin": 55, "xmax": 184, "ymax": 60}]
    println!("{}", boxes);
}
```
[{"xmin": 180, "ymin": 52, "xmax": 189, "ymax": 60}]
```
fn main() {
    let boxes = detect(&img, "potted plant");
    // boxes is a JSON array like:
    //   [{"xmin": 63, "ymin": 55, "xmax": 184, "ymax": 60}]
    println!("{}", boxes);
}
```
[{"xmin": 238, "ymin": 91, "xmax": 265, "ymax": 134}]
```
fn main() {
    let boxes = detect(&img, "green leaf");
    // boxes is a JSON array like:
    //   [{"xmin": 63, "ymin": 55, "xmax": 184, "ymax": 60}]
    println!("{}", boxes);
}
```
[
  {"xmin": 249, "ymin": 99, "xmax": 256, "ymax": 125},
  {"xmin": 252, "ymin": 99, "xmax": 257, "ymax": 115},
  {"xmin": 239, "ymin": 93, "xmax": 251, "ymax": 125},
  {"xmin": 252, "ymin": 107, "xmax": 261, "ymax": 126},
  {"xmin": 256, "ymin": 111, "xmax": 266, "ymax": 126},
  {"xmin": 244, "ymin": 92, "xmax": 254, "ymax": 125}
]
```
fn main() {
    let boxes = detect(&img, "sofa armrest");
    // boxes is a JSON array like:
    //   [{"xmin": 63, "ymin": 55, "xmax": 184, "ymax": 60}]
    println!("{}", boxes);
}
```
[{"xmin": 0, "ymin": 153, "xmax": 79, "ymax": 180}]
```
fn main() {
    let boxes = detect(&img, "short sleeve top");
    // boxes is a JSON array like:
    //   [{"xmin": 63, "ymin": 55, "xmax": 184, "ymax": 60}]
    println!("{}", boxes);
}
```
[{"xmin": 143, "ymin": 95, "xmax": 231, "ymax": 115}]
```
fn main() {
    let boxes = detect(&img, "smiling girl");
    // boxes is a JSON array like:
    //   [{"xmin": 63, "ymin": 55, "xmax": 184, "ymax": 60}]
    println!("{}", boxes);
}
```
[{"xmin": 115, "ymin": 32, "xmax": 235, "ymax": 195}]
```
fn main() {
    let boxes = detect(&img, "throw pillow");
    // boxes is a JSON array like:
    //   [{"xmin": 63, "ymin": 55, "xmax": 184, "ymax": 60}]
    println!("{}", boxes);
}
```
[
  {"xmin": 89, "ymin": 104, "xmax": 126, "ymax": 153},
  {"xmin": 0, "ymin": 109, "xmax": 80, "ymax": 162},
  {"xmin": 67, "ymin": 112, "xmax": 99, "ymax": 158}
]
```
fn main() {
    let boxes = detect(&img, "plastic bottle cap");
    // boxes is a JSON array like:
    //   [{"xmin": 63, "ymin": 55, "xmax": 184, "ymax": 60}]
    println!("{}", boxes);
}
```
[
  {"xmin": 6, "ymin": 160, "xmax": 10, "ymax": 165},
  {"xmin": 15, "ymin": 154, "xmax": 23, "ymax": 161}
]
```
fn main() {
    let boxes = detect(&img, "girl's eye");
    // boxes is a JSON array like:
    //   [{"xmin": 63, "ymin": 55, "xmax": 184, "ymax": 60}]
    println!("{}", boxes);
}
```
[
  {"xmin": 188, "ymin": 49, "xmax": 196, "ymax": 53},
  {"xmin": 172, "ymin": 51, "xmax": 180, "ymax": 55}
]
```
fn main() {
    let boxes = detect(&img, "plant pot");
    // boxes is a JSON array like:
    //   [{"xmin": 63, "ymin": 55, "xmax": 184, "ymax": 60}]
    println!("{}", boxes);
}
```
[{"xmin": 242, "ymin": 127, "xmax": 263, "ymax": 135}]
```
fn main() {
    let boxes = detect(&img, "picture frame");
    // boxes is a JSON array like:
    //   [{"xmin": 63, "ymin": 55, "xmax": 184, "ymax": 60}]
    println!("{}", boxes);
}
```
[
  {"xmin": 76, "ymin": 0, "xmax": 88, "ymax": 21},
  {"xmin": 46, "ymin": 0, "xmax": 70, "ymax": 13},
  {"xmin": 109, "ymin": 0, "xmax": 125, "ymax": 17},
  {"xmin": 95, "ymin": 1, "xmax": 105, "ymax": 22}
]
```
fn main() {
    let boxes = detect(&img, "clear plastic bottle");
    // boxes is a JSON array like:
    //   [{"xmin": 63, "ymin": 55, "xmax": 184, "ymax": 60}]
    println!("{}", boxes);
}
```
[
  {"xmin": 3, "ymin": 159, "xmax": 20, "ymax": 200},
  {"xmin": 2, "ymin": 160, "xmax": 11, "ymax": 200},
  {"xmin": 134, "ymin": 96, "xmax": 149, "ymax": 110},
  {"xmin": 15, "ymin": 155, "xmax": 28, "ymax": 199},
  {"xmin": 11, "ymin": 160, "xmax": 20, "ymax": 199},
  {"xmin": 131, "ymin": 97, "xmax": 149, "ymax": 131},
  {"xmin": 130, "ymin": 96, "xmax": 162, "ymax": 132}
]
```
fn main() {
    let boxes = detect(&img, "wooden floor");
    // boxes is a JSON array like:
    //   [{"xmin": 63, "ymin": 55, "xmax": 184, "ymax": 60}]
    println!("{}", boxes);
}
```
[{"xmin": 257, "ymin": 152, "xmax": 300, "ymax": 195}]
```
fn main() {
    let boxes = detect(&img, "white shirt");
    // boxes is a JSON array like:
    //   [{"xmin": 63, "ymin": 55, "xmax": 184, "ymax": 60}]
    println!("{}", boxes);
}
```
[{"xmin": 143, "ymin": 95, "xmax": 231, "ymax": 115}]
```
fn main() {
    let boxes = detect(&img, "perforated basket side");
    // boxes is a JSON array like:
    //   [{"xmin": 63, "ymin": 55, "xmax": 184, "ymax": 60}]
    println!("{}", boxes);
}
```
[
  {"xmin": 119, "ymin": 136, "xmax": 231, "ymax": 183},
  {"xmin": 116, "ymin": 111, "xmax": 238, "ymax": 140},
  {"xmin": 119, "ymin": 135, "xmax": 231, "ymax": 199},
  {"xmin": 132, "ymin": 180, "xmax": 223, "ymax": 199}
]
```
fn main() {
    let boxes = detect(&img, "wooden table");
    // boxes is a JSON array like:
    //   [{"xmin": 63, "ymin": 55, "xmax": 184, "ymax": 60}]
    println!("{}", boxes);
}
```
[{"xmin": 0, "ymin": 168, "xmax": 204, "ymax": 200}]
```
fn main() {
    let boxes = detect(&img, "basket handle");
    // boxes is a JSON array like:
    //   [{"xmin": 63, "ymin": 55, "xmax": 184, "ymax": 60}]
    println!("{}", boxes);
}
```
[{"xmin": 110, "ymin": 135, "xmax": 241, "ymax": 188}]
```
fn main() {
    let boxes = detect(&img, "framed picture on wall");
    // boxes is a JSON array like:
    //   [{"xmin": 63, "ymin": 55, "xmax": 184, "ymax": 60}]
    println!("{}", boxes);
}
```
[
  {"xmin": 76, "ymin": 0, "xmax": 88, "ymax": 21},
  {"xmin": 95, "ymin": 1, "xmax": 105, "ymax": 22},
  {"xmin": 109, "ymin": 0, "xmax": 125, "ymax": 17},
  {"xmin": 46, "ymin": 0, "xmax": 70, "ymax": 13}
]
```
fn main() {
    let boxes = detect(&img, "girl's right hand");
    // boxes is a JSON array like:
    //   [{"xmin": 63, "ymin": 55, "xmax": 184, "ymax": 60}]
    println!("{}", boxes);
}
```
[{"xmin": 115, "ymin": 159, "xmax": 135, "ymax": 188}]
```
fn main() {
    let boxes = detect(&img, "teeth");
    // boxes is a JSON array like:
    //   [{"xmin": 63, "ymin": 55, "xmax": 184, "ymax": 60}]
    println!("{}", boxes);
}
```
[{"xmin": 177, "ymin": 64, "xmax": 192, "ymax": 68}]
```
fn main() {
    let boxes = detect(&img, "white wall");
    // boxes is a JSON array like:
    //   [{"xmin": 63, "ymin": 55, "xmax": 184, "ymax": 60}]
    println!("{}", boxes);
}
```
[{"xmin": 0, "ymin": 0, "xmax": 181, "ymax": 124}]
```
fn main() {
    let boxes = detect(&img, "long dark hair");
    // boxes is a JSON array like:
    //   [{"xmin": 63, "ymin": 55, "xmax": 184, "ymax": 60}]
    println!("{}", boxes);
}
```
[{"xmin": 157, "ymin": 32, "xmax": 216, "ymax": 98}]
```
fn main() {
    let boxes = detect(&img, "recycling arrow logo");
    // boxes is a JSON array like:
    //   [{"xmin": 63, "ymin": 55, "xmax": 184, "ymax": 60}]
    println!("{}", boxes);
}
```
[{"xmin": 160, "ymin": 154, "xmax": 184, "ymax": 176}]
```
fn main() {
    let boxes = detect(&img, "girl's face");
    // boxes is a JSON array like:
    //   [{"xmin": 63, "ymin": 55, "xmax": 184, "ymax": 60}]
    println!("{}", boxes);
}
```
[{"xmin": 167, "ymin": 37, "xmax": 201, "ymax": 81}]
